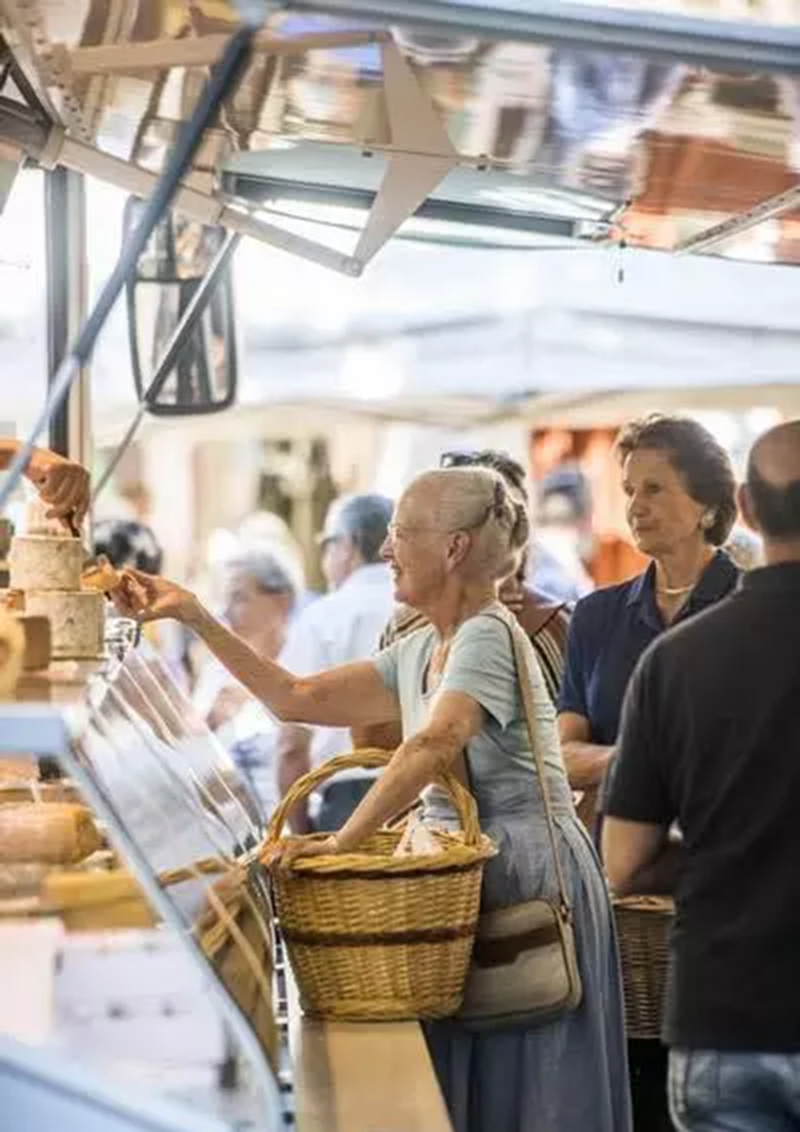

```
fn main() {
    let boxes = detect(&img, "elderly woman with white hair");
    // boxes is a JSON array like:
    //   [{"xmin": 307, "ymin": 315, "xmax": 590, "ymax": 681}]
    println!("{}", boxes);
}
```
[
  {"xmin": 114, "ymin": 467, "xmax": 631, "ymax": 1132},
  {"xmin": 191, "ymin": 543, "xmax": 301, "ymax": 815}
]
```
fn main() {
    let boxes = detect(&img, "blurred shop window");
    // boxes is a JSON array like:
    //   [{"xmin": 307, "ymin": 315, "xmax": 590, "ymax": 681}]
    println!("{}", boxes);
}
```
[
  {"xmin": 0, "ymin": 169, "xmax": 47, "ymax": 529},
  {"xmin": 86, "ymin": 177, "xmax": 139, "ymax": 420}
]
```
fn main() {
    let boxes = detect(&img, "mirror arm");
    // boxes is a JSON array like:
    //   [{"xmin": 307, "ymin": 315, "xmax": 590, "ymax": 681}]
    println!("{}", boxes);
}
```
[
  {"xmin": 0, "ymin": 22, "xmax": 258, "ymax": 517},
  {"xmin": 93, "ymin": 231, "xmax": 241, "ymax": 505}
]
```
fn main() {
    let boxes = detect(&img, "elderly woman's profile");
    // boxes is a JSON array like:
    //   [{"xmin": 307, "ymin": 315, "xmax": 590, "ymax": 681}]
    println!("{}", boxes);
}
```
[{"xmin": 114, "ymin": 466, "xmax": 631, "ymax": 1132}]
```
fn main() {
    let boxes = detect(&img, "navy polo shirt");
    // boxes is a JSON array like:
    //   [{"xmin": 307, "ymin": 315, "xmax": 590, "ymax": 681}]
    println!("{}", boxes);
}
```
[{"xmin": 558, "ymin": 551, "xmax": 739, "ymax": 744}]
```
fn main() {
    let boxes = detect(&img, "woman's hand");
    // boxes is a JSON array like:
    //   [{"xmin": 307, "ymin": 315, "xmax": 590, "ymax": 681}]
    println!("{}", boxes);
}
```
[
  {"xmin": 26, "ymin": 449, "xmax": 90, "ymax": 528},
  {"xmin": 112, "ymin": 566, "xmax": 201, "ymax": 625},
  {"xmin": 264, "ymin": 834, "xmax": 339, "ymax": 871}
]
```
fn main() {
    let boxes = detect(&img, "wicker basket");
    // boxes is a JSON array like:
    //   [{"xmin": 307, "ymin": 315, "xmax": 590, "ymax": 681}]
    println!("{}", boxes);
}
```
[
  {"xmin": 613, "ymin": 895, "xmax": 675, "ymax": 1040},
  {"xmin": 161, "ymin": 856, "xmax": 280, "ymax": 1071},
  {"xmin": 262, "ymin": 748, "xmax": 496, "ymax": 1022}
]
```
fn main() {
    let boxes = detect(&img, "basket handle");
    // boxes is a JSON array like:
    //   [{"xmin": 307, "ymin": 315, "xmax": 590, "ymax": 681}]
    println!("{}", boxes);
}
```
[{"xmin": 263, "ymin": 747, "xmax": 482, "ymax": 849}]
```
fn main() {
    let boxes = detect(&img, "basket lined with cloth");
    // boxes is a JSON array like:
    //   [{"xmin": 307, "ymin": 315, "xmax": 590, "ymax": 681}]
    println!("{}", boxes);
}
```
[
  {"xmin": 262, "ymin": 748, "xmax": 496, "ymax": 1022},
  {"xmin": 613, "ymin": 895, "xmax": 675, "ymax": 1040}
]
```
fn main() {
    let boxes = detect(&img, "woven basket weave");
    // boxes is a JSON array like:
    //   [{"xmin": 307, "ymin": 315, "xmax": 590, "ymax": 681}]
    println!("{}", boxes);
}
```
[
  {"xmin": 613, "ymin": 895, "xmax": 675, "ymax": 1040},
  {"xmin": 262, "ymin": 749, "xmax": 495, "ymax": 1022}
]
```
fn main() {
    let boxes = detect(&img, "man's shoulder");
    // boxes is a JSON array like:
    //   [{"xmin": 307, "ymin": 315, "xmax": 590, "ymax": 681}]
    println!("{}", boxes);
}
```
[{"xmin": 639, "ymin": 589, "xmax": 742, "ymax": 678}]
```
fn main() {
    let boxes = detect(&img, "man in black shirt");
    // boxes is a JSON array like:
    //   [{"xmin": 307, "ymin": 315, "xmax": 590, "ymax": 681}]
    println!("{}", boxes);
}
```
[{"xmin": 604, "ymin": 419, "xmax": 800, "ymax": 1132}]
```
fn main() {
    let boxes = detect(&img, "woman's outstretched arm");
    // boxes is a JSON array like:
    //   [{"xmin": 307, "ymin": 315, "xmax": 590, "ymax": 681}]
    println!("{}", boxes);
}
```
[{"xmin": 115, "ymin": 569, "xmax": 400, "ymax": 729}]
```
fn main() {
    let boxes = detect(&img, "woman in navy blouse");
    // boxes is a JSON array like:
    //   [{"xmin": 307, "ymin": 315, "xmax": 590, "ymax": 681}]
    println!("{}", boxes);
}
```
[
  {"xmin": 558, "ymin": 414, "xmax": 740, "ymax": 817},
  {"xmin": 558, "ymin": 414, "xmax": 740, "ymax": 1131}
]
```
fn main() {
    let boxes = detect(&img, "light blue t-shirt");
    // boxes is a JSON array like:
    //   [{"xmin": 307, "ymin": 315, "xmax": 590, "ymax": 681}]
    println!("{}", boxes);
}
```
[{"xmin": 372, "ymin": 610, "xmax": 566, "ymax": 819}]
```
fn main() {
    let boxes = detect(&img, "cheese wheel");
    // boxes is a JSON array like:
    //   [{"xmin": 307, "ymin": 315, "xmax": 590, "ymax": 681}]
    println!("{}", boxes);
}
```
[
  {"xmin": 24, "ymin": 591, "xmax": 105, "ymax": 659},
  {"xmin": 9, "ymin": 536, "xmax": 83, "ymax": 592}
]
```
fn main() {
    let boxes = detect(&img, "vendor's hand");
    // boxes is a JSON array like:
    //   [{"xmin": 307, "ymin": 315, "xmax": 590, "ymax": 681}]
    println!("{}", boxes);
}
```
[
  {"xmin": 26, "ymin": 449, "xmax": 90, "ymax": 528},
  {"xmin": 264, "ymin": 834, "xmax": 339, "ymax": 872},
  {"xmin": 111, "ymin": 566, "xmax": 200, "ymax": 625}
]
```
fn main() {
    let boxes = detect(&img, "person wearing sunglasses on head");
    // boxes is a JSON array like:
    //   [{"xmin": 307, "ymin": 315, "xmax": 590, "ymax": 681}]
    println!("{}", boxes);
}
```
[{"xmin": 0, "ymin": 439, "xmax": 90, "ymax": 528}]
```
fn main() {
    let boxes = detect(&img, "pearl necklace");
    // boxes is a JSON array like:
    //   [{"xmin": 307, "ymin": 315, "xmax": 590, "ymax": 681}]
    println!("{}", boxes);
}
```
[{"xmin": 656, "ymin": 582, "xmax": 695, "ymax": 597}]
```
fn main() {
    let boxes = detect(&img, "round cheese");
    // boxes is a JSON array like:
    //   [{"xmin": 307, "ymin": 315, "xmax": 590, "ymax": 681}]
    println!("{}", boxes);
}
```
[
  {"xmin": 24, "ymin": 591, "xmax": 105, "ymax": 659},
  {"xmin": 9, "ymin": 536, "xmax": 84, "ymax": 592}
]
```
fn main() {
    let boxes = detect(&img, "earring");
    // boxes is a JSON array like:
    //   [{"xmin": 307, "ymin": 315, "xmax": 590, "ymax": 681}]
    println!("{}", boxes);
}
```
[{"xmin": 701, "ymin": 512, "xmax": 715, "ymax": 530}]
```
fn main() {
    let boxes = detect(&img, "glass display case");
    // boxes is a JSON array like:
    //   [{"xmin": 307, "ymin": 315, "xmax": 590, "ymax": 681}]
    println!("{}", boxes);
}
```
[{"xmin": 0, "ymin": 629, "xmax": 286, "ymax": 1132}]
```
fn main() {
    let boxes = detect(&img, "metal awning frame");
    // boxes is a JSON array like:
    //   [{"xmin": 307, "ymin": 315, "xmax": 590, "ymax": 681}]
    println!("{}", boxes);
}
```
[
  {"xmin": 279, "ymin": 0, "xmax": 800, "ymax": 73},
  {"xmin": 7, "ymin": 1, "xmax": 799, "ymax": 265},
  {"xmin": 0, "ymin": 17, "xmax": 259, "ymax": 514}
]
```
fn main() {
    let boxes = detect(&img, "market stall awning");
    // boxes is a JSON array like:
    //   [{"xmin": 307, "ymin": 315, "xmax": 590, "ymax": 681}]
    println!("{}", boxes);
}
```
[{"xmin": 1, "ymin": 1, "xmax": 800, "ymax": 268}]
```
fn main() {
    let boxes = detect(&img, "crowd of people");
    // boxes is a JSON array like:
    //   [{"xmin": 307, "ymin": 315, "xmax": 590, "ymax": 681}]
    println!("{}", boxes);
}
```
[{"xmin": 7, "ymin": 414, "xmax": 800, "ymax": 1132}]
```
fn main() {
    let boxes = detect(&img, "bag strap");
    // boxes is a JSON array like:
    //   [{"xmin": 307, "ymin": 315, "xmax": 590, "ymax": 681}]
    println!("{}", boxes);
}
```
[{"xmin": 482, "ymin": 605, "xmax": 573, "ymax": 920}]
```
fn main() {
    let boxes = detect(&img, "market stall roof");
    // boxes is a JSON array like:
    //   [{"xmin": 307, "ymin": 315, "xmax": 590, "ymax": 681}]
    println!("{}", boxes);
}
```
[{"xmin": 1, "ymin": 0, "xmax": 800, "ymax": 269}]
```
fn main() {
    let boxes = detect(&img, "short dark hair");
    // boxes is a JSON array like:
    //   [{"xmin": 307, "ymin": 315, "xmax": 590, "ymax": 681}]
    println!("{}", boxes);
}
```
[
  {"xmin": 746, "ymin": 463, "xmax": 800, "ymax": 539},
  {"xmin": 616, "ymin": 414, "xmax": 737, "ymax": 546},
  {"xmin": 439, "ymin": 449, "xmax": 528, "ymax": 502},
  {"xmin": 93, "ymin": 519, "xmax": 163, "ymax": 574}
]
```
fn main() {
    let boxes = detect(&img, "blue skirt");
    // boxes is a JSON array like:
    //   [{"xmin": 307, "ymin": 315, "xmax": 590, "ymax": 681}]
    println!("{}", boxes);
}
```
[{"xmin": 424, "ymin": 804, "xmax": 632, "ymax": 1132}]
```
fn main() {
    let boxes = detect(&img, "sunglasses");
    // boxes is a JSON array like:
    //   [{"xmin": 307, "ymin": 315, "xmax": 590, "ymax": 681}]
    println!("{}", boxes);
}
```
[{"xmin": 439, "ymin": 450, "xmax": 482, "ymax": 469}]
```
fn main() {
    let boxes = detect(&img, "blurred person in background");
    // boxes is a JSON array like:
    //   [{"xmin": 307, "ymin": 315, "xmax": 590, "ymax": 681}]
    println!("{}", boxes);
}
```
[
  {"xmin": 724, "ymin": 525, "xmax": 763, "ymax": 572},
  {"xmin": 93, "ymin": 518, "xmax": 190, "ymax": 689},
  {"xmin": 276, "ymin": 493, "xmax": 394, "ymax": 832},
  {"xmin": 558, "ymin": 414, "xmax": 739, "ymax": 1131},
  {"xmin": 192, "ymin": 543, "xmax": 300, "ymax": 729},
  {"xmin": 192, "ymin": 544, "xmax": 300, "ymax": 817},
  {"xmin": 532, "ymin": 477, "xmax": 595, "ymax": 603}
]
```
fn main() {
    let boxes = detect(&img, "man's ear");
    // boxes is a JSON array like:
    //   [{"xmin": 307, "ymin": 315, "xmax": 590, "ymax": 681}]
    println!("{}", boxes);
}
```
[
  {"xmin": 447, "ymin": 530, "xmax": 471, "ymax": 569},
  {"xmin": 738, "ymin": 483, "xmax": 758, "ymax": 534}
]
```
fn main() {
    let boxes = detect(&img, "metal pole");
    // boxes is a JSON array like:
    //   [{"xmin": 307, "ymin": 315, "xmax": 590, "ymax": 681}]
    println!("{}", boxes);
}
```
[
  {"xmin": 45, "ymin": 167, "xmax": 88, "ymax": 462},
  {"xmin": 0, "ymin": 21, "xmax": 258, "ymax": 516},
  {"xmin": 92, "ymin": 231, "xmax": 241, "ymax": 502},
  {"xmin": 44, "ymin": 166, "xmax": 72, "ymax": 456}
]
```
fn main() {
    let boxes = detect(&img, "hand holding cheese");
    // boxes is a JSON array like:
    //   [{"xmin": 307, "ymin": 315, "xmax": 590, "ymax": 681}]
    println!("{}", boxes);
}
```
[{"xmin": 111, "ymin": 567, "xmax": 200, "ymax": 625}]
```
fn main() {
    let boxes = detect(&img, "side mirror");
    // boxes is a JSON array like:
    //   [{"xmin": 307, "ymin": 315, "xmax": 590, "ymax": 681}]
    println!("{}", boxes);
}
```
[{"xmin": 124, "ymin": 198, "xmax": 237, "ymax": 416}]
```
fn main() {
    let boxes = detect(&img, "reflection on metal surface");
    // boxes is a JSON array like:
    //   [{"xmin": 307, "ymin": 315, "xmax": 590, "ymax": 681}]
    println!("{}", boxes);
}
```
[
  {"xmin": 77, "ymin": 646, "xmax": 264, "ymax": 930},
  {"xmin": 2, "ymin": 1, "xmax": 800, "ymax": 263}
]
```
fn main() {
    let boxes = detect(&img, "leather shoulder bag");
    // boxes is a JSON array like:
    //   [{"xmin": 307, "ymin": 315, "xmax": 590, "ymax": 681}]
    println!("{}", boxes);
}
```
[{"xmin": 457, "ymin": 607, "xmax": 583, "ymax": 1030}]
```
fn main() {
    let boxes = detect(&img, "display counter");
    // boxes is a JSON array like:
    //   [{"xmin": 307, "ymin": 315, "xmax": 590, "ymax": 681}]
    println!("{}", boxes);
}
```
[{"xmin": 0, "ymin": 639, "xmax": 452, "ymax": 1132}]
